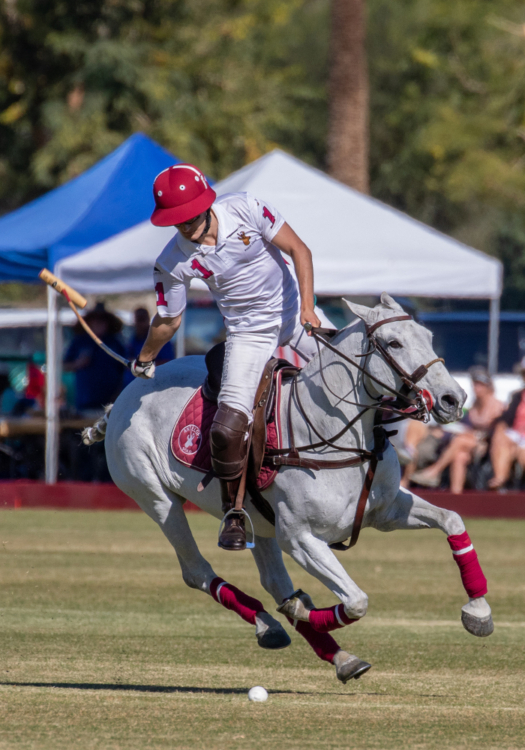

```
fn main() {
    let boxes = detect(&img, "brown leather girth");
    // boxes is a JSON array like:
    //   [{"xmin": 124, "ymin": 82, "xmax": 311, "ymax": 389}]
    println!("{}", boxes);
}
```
[
  {"xmin": 328, "ymin": 455, "xmax": 378, "ymax": 551},
  {"xmin": 246, "ymin": 476, "xmax": 276, "ymax": 526}
]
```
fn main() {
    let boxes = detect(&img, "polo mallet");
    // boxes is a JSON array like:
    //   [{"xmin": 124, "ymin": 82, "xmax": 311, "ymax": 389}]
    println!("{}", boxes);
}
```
[{"xmin": 39, "ymin": 268, "xmax": 131, "ymax": 369}]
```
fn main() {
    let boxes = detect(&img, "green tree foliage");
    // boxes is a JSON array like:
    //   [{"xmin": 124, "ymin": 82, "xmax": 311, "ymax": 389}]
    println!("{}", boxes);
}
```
[
  {"xmin": 0, "ymin": 0, "xmax": 328, "ymax": 210},
  {"xmin": 2, "ymin": 0, "xmax": 525, "ymax": 305},
  {"xmin": 367, "ymin": 0, "xmax": 525, "ymax": 305}
]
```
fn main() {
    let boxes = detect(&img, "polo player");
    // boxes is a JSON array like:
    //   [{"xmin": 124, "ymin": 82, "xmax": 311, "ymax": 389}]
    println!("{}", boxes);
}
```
[{"xmin": 132, "ymin": 163, "xmax": 325, "ymax": 550}]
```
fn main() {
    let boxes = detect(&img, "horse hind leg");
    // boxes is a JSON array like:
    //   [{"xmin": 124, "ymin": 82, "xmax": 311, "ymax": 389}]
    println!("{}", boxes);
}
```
[
  {"xmin": 374, "ymin": 487, "xmax": 493, "ymax": 637},
  {"xmin": 250, "ymin": 536, "xmax": 372, "ymax": 682},
  {"xmin": 82, "ymin": 404, "xmax": 113, "ymax": 445}
]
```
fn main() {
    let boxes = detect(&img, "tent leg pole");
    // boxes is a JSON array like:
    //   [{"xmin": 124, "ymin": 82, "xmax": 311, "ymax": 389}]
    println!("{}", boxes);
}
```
[
  {"xmin": 488, "ymin": 296, "xmax": 500, "ymax": 376},
  {"xmin": 176, "ymin": 309, "xmax": 186, "ymax": 359},
  {"xmin": 45, "ymin": 285, "xmax": 59, "ymax": 484}
]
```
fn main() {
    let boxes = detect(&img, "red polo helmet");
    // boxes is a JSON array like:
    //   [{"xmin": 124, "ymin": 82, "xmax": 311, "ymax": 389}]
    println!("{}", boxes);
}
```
[{"xmin": 150, "ymin": 164, "xmax": 216, "ymax": 226}]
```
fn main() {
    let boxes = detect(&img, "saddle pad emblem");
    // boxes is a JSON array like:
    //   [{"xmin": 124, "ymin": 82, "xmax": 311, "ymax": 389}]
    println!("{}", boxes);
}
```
[
  {"xmin": 178, "ymin": 424, "xmax": 202, "ymax": 455},
  {"xmin": 171, "ymin": 385, "xmax": 281, "ymax": 491},
  {"xmin": 237, "ymin": 231, "xmax": 251, "ymax": 246}
]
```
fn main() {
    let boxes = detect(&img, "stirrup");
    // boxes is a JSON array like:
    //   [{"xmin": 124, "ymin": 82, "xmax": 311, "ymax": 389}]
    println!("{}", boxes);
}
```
[{"xmin": 218, "ymin": 507, "xmax": 256, "ymax": 550}]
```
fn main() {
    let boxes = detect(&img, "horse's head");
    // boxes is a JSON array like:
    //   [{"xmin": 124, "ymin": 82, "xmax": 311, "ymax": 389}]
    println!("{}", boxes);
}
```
[{"xmin": 343, "ymin": 293, "xmax": 466, "ymax": 424}]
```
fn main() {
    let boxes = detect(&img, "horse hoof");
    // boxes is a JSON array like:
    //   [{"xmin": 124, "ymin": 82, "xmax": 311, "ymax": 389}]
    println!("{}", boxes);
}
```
[
  {"xmin": 257, "ymin": 625, "xmax": 292, "ymax": 650},
  {"xmin": 336, "ymin": 655, "xmax": 372, "ymax": 684},
  {"xmin": 276, "ymin": 589, "xmax": 315, "ymax": 622},
  {"xmin": 461, "ymin": 610, "xmax": 494, "ymax": 637}
]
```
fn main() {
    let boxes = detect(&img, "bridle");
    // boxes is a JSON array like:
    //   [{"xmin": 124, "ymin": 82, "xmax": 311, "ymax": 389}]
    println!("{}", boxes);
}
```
[
  {"xmin": 267, "ymin": 313, "xmax": 445, "ymax": 464},
  {"xmin": 365, "ymin": 314, "xmax": 444, "ymax": 400},
  {"xmin": 314, "ymin": 314, "xmax": 444, "ymax": 423}
]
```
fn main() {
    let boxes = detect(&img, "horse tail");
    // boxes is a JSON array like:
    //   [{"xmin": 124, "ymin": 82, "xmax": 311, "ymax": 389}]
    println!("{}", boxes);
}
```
[{"xmin": 81, "ymin": 404, "xmax": 113, "ymax": 445}]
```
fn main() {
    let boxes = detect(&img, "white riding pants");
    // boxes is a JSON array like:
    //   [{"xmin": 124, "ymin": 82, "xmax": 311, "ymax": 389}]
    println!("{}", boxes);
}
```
[{"xmin": 218, "ymin": 307, "xmax": 331, "ymax": 417}]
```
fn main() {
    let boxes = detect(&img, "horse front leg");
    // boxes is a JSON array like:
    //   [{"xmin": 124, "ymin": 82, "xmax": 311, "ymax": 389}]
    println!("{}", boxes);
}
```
[
  {"xmin": 373, "ymin": 486, "xmax": 493, "ymax": 637},
  {"xmin": 164, "ymin": 499, "xmax": 293, "ymax": 650},
  {"xmin": 251, "ymin": 535, "xmax": 372, "ymax": 682},
  {"xmin": 274, "ymin": 514, "xmax": 372, "ymax": 680},
  {"xmin": 118, "ymin": 474, "xmax": 290, "ymax": 650}
]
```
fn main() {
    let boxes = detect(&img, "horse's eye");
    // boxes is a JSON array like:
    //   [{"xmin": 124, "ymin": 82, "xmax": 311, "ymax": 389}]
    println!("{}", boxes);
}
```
[{"xmin": 387, "ymin": 340, "xmax": 402, "ymax": 349}]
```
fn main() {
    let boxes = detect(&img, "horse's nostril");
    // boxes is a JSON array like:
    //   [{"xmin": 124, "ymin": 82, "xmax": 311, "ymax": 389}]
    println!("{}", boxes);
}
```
[{"xmin": 441, "ymin": 394, "xmax": 458, "ymax": 410}]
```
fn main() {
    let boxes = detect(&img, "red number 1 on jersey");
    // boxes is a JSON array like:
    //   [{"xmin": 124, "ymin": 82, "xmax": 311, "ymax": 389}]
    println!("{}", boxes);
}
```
[{"xmin": 155, "ymin": 282, "xmax": 168, "ymax": 306}]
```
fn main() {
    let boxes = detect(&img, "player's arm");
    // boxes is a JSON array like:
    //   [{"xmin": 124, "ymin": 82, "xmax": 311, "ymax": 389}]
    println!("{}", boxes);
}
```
[
  {"xmin": 272, "ymin": 222, "xmax": 321, "ymax": 331},
  {"xmin": 132, "ymin": 314, "xmax": 181, "ymax": 379},
  {"xmin": 139, "ymin": 314, "xmax": 181, "ymax": 361},
  {"xmin": 132, "ymin": 261, "xmax": 188, "ymax": 379}
]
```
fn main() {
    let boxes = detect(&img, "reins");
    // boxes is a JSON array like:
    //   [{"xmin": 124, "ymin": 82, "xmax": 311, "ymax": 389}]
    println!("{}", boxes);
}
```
[
  {"xmin": 264, "ymin": 314, "xmax": 445, "ymax": 550},
  {"xmin": 267, "ymin": 314, "xmax": 444, "ymax": 462}
]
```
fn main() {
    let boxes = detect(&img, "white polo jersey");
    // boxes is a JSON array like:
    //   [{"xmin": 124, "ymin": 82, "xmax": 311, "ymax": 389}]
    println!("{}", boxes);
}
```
[{"xmin": 153, "ymin": 192, "xmax": 299, "ymax": 332}]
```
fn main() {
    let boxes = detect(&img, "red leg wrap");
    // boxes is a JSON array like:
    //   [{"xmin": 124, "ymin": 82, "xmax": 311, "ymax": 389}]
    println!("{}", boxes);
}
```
[
  {"xmin": 308, "ymin": 604, "xmax": 357, "ymax": 633},
  {"xmin": 210, "ymin": 577, "xmax": 265, "ymax": 626},
  {"xmin": 286, "ymin": 616, "xmax": 340, "ymax": 663},
  {"xmin": 447, "ymin": 532, "xmax": 488, "ymax": 599}
]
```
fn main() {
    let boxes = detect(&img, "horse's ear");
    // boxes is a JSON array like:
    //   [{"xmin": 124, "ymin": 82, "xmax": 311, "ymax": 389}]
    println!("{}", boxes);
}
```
[
  {"xmin": 380, "ymin": 292, "xmax": 403, "ymax": 312},
  {"xmin": 343, "ymin": 298, "xmax": 374, "ymax": 323}
]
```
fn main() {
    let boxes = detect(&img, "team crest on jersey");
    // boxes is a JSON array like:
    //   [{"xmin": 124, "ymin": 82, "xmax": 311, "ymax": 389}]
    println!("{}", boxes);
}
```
[
  {"xmin": 191, "ymin": 258, "xmax": 213, "ymax": 279},
  {"xmin": 178, "ymin": 424, "xmax": 202, "ymax": 455},
  {"xmin": 237, "ymin": 231, "xmax": 251, "ymax": 246},
  {"xmin": 262, "ymin": 206, "xmax": 275, "ymax": 225}
]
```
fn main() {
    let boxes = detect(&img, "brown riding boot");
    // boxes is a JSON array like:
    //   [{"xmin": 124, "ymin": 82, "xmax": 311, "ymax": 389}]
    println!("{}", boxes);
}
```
[
  {"xmin": 218, "ymin": 479, "xmax": 246, "ymax": 551},
  {"xmin": 210, "ymin": 405, "xmax": 250, "ymax": 551}
]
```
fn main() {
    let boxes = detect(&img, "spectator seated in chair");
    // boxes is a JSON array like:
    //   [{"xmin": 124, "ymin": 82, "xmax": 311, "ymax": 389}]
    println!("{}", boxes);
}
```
[
  {"xmin": 488, "ymin": 357, "xmax": 525, "ymax": 490},
  {"xmin": 410, "ymin": 367, "xmax": 503, "ymax": 494}
]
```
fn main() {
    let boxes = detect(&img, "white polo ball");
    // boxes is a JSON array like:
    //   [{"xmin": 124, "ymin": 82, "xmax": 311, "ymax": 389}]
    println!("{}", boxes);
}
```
[{"xmin": 248, "ymin": 686, "xmax": 268, "ymax": 702}]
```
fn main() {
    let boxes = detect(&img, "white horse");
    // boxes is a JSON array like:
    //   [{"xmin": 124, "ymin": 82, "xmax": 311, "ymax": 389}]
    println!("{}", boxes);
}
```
[{"xmin": 89, "ymin": 294, "xmax": 493, "ymax": 684}]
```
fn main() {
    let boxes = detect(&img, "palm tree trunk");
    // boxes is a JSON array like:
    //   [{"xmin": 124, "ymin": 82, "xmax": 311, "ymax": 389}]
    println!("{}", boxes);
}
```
[{"xmin": 327, "ymin": 0, "xmax": 369, "ymax": 193}]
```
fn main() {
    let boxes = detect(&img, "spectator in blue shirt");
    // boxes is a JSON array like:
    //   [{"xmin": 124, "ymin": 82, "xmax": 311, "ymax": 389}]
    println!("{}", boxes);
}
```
[
  {"xmin": 123, "ymin": 307, "xmax": 174, "ymax": 386},
  {"xmin": 64, "ymin": 304, "xmax": 126, "ymax": 413}
]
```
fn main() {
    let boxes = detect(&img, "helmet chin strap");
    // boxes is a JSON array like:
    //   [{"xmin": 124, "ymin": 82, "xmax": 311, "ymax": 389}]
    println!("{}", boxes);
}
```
[{"xmin": 195, "ymin": 209, "xmax": 212, "ymax": 242}]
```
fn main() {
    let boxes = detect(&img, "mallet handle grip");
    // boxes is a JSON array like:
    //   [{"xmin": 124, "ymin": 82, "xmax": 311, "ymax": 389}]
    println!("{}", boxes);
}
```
[
  {"xmin": 39, "ymin": 267, "xmax": 131, "ymax": 370},
  {"xmin": 39, "ymin": 268, "xmax": 88, "ymax": 309}
]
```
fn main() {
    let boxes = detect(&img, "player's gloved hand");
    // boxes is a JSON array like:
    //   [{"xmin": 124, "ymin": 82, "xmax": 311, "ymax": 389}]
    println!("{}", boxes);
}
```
[{"xmin": 131, "ymin": 359, "xmax": 156, "ymax": 379}]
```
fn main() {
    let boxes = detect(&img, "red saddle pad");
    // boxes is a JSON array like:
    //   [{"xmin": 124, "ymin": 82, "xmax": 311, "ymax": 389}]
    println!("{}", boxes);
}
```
[{"xmin": 171, "ymin": 386, "xmax": 281, "ymax": 491}]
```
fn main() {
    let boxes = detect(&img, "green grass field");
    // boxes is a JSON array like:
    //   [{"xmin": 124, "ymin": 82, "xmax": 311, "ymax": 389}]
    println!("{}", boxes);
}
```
[{"xmin": 0, "ymin": 509, "xmax": 524, "ymax": 749}]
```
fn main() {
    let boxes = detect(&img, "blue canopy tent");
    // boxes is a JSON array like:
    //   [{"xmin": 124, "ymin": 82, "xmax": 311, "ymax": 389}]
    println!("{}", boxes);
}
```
[
  {"xmin": 0, "ymin": 133, "xmax": 181, "ymax": 483},
  {"xmin": 0, "ymin": 132, "xmax": 178, "ymax": 281}
]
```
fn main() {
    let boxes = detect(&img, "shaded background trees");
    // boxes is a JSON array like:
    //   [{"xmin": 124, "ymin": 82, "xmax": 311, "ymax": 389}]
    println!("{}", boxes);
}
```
[
  {"xmin": 327, "ymin": 0, "xmax": 368, "ymax": 192},
  {"xmin": 1, "ymin": 0, "xmax": 525, "ymax": 306}
]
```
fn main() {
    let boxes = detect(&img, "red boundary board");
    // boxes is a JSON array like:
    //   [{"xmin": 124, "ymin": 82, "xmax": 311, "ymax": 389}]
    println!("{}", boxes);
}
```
[
  {"xmin": 0, "ymin": 481, "xmax": 200, "ymax": 513},
  {"xmin": 417, "ymin": 490, "xmax": 525, "ymax": 519},
  {"xmin": 0, "ymin": 481, "xmax": 524, "ymax": 518}
]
